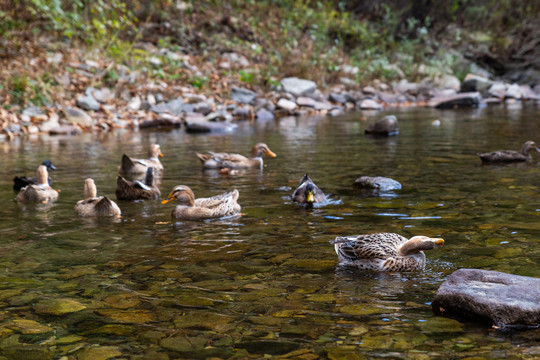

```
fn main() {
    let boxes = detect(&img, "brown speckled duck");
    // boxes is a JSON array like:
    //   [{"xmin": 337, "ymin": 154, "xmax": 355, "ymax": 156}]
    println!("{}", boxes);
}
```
[
  {"xmin": 120, "ymin": 144, "xmax": 163, "ymax": 176},
  {"xmin": 16, "ymin": 165, "xmax": 59, "ymax": 203},
  {"xmin": 331, "ymin": 233, "xmax": 444, "ymax": 272},
  {"xmin": 292, "ymin": 174, "xmax": 326, "ymax": 206},
  {"xmin": 477, "ymin": 141, "xmax": 540, "ymax": 163},
  {"xmin": 13, "ymin": 159, "xmax": 56, "ymax": 191},
  {"xmin": 196, "ymin": 143, "xmax": 276, "ymax": 169},
  {"xmin": 74, "ymin": 178, "xmax": 121, "ymax": 217},
  {"xmin": 161, "ymin": 185, "xmax": 241, "ymax": 220},
  {"xmin": 116, "ymin": 167, "xmax": 161, "ymax": 201}
]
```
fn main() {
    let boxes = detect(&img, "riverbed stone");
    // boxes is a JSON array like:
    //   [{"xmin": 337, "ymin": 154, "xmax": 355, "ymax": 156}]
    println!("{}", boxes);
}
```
[
  {"xmin": 64, "ymin": 107, "xmax": 93, "ymax": 127},
  {"xmin": 461, "ymin": 74, "xmax": 493, "ymax": 93},
  {"xmin": 281, "ymin": 77, "xmax": 317, "ymax": 97},
  {"xmin": 505, "ymin": 83, "xmax": 522, "ymax": 99},
  {"xmin": 76, "ymin": 95, "xmax": 101, "ymax": 111},
  {"xmin": 160, "ymin": 336, "xmax": 208, "ymax": 353},
  {"xmin": 329, "ymin": 92, "xmax": 348, "ymax": 104},
  {"xmin": 296, "ymin": 96, "xmax": 316, "ymax": 107},
  {"xmin": 230, "ymin": 86, "xmax": 257, "ymax": 104},
  {"xmin": 434, "ymin": 74, "xmax": 461, "ymax": 91},
  {"xmin": 487, "ymin": 82, "xmax": 507, "ymax": 98},
  {"xmin": 49, "ymin": 124, "xmax": 83, "ymax": 135},
  {"xmin": 7, "ymin": 319, "xmax": 53, "ymax": 334},
  {"xmin": 354, "ymin": 176, "xmax": 402, "ymax": 192},
  {"xmin": 364, "ymin": 115, "xmax": 398, "ymax": 136},
  {"xmin": 77, "ymin": 346, "xmax": 122, "ymax": 360},
  {"xmin": 432, "ymin": 268, "xmax": 540, "ymax": 328},
  {"xmin": 185, "ymin": 117, "xmax": 237, "ymax": 133},
  {"xmin": 428, "ymin": 92, "xmax": 482, "ymax": 109},
  {"xmin": 34, "ymin": 298, "xmax": 86, "ymax": 315}
]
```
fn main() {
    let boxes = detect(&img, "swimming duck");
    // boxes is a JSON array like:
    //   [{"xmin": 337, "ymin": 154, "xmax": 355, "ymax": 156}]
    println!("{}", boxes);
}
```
[
  {"xmin": 292, "ymin": 174, "xmax": 326, "ymax": 205},
  {"xmin": 13, "ymin": 159, "xmax": 56, "ymax": 191},
  {"xmin": 161, "ymin": 185, "xmax": 241, "ymax": 220},
  {"xmin": 365, "ymin": 115, "xmax": 398, "ymax": 136},
  {"xmin": 331, "ymin": 233, "xmax": 444, "ymax": 272},
  {"xmin": 196, "ymin": 143, "xmax": 276, "ymax": 169},
  {"xmin": 16, "ymin": 165, "xmax": 59, "ymax": 203},
  {"xmin": 74, "ymin": 178, "xmax": 121, "ymax": 217},
  {"xmin": 477, "ymin": 141, "xmax": 540, "ymax": 163},
  {"xmin": 116, "ymin": 167, "xmax": 161, "ymax": 201},
  {"xmin": 119, "ymin": 144, "xmax": 164, "ymax": 176}
]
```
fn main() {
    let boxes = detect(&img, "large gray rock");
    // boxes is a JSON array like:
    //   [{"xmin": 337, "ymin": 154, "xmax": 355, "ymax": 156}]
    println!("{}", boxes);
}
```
[
  {"xmin": 365, "ymin": 115, "xmax": 398, "ymax": 136},
  {"xmin": 281, "ymin": 77, "xmax": 317, "ymax": 97},
  {"xmin": 428, "ymin": 92, "xmax": 482, "ymax": 109},
  {"xmin": 150, "ymin": 97, "xmax": 184, "ymax": 115},
  {"xmin": 461, "ymin": 74, "xmax": 493, "ymax": 94},
  {"xmin": 353, "ymin": 176, "xmax": 402, "ymax": 192},
  {"xmin": 432, "ymin": 269, "xmax": 540, "ymax": 328},
  {"xmin": 230, "ymin": 86, "xmax": 257, "ymax": 104}
]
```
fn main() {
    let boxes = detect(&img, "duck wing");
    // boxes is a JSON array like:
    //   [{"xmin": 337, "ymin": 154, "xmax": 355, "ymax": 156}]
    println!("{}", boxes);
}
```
[
  {"xmin": 331, "ymin": 233, "xmax": 407, "ymax": 262},
  {"xmin": 478, "ymin": 150, "xmax": 527, "ymax": 162},
  {"xmin": 209, "ymin": 152, "xmax": 250, "ymax": 168}
]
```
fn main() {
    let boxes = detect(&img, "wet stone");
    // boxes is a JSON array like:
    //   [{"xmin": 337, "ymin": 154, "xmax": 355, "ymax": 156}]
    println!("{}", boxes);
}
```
[
  {"xmin": 1, "ymin": 345, "xmax": 52, "ymax": 360},
  {"xmin": 95, "ymin": 309, "xmax": 155, "ymax": 323},
  {"xmin": 76, "ymin": 346, "xmax": 122, "ymax": 360},
  {"xmin": 325, "ymin": 346, "xmax": 367, "ymax": 360},
  {"xmin": 354, "ymin": 176, "xmax": 402, "ymax": 192},
  {"xmin": 160, "ymin": 336, "xmax": 208, "ymax": 353},
  {"xmin": 49, "ymin": 124, "xmax": 82, "ymax": 135},
  {"xmin": 150, "ymin": 97, "xmax": 184, "ymax": 115},
  {"xmin": 174, "ymin": 311, "xmax": 235, "ymax": 330},
  {"xmin": 7, "ymin": 319, "xmax": 53, "ymax": 334},
  {"xmin": 277, "ymin": 98, "xmax": 297, "ymax": 111},
  {"xmin": 281, "ymin": 77, "xmax": 317, "ymax": 97},
  {"xmin": 419, "ymin": 316, "xmax": 464, "ymax": 333},
  {"xmin": 34, "ymin": 298, "xmax": 86, "ymax": 315},
  {"xmin": 256, "ymin": 108, "xmax": 274, "ymax": 121},
  {"xmin": 236, "ymin": 340, "xmax": 299, "ymax": 355},
  {"xmin": 357, "ymin": 98, "xmax": 383, "ymax": 110}
]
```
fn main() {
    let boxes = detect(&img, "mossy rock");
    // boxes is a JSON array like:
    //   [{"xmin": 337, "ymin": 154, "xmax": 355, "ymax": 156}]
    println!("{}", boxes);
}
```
[
  {"xmin": 34, "ymin": 298, "xmax": 86, "ymax": 315},
  {"xmin": 76, "ymin": 346, "xmax": 122, "ymax": 360}
]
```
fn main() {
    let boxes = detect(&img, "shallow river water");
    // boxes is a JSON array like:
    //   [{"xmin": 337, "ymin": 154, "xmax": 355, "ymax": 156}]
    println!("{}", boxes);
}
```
[{"xmin": 1, "ymin": 105, "xmax": 540, "ymax": 359}]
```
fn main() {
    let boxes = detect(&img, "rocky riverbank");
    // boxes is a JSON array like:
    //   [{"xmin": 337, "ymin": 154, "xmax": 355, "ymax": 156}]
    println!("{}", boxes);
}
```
[{"xmin": 2, "ymin": 48, "xmax": 540, "ymax": 141}]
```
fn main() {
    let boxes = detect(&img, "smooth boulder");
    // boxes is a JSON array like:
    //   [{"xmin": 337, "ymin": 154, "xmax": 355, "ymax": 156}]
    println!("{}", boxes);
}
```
[
  {"xmin": 364, "ymin": 115, "xmax": 398, "ymax": 136},
  {"xmin": 354, "ymin": 176, "xmax": 401, "ymax": 192},
  {"xmin": 432, "ymin": 269, "xmax": 540, "ymax": 328}
]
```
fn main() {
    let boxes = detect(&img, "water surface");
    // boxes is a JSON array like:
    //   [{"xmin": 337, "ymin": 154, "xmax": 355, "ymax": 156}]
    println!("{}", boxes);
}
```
[{"xmin": 1, "ymin": 105, "xmax": 540, "ymax": 359}]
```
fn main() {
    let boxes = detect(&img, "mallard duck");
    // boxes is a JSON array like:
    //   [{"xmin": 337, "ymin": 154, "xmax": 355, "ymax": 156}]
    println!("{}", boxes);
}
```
[
  {"xmin": 116, "ymin": 167, "xmax": 161, "ymax": 201},
  {"xmin": 196, "ymin": 143, "xmax": 276, "ymax": 169},
  {"xmin": 74, "ymin": 178, "xmax": 121, "ymax": 217},
  {"xmin": 16, "ymin": 165, "xmax": 59, "ymax": 203},
  {"xmin": 365, "ymin": 115, "xmax": 398, "ymax": 136},
  {"xmin": 331, "ymin": 233, "xmax": 444, "ymax": 272},
  {"xmin": 120, "ymin": 144, "xmax": 164, "ymax": 176},
  {"xmin": 161, "ymin": 185, "xmax": 241, "ymax": 220},
  {"xmin": 13, "ymin": 159, "xmax": 56, "ymax": 191},
  {"xmin": 292, "ymin": 174, "xmax": 326, "ymax": 205},
  {"xmin": 477, "ymin": 141, "xmax": 540, "ymax": 163}
]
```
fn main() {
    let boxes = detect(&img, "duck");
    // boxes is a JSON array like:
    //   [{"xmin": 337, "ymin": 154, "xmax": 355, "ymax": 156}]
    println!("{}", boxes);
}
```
[
  {"xmin": 74, "ymin": 178, "xmax": 121, "ymax": 217},
  {"xmin": 477, "ymin": 141, "xmax": 540, "ymax": 163},
  {"xmin": 365, "ymin": 115, "xmax": 398, "ymax": 136},
  {"xmin": 119, "ymin": 144, "xmax": 164, "ymax": 176},
  {"xmin": 116, "ymin": 167, "xmax": 161, "ymax": 201},
  {"xmin": 292, "ymin": 174, "xmax": 326, "ymax": 205},
  {"xmin": 13, "ymin": 159, "xmax": 57, "ymax": 191},
  {"xmin": 161, "ymin": 185, "xmax": 241, "ymax": 220},
  {"xmin": 196, "ymin": 143, "xmax": 276, "ymax": 169},
  {"xmin": 16, "ymin": 165, "xmax": 59, "ymax": 203},
  {"xmin": 331, "ymin": 233, "xmax": 444, "ymax": 272}
]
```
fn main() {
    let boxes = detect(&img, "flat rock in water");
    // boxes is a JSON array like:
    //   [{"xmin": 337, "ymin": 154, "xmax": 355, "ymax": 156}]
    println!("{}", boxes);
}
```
[
  {"xmin": 140, "ymin": 115, "xmax": 182, "ymax": 129},
  {"xmin": 49, "ymin": 124, "xmax": 82, "ymax": 135},
  {"xmin": 281, "ymin": 77, "xmax": 317, "ymax": 97},
  {"xmin": 230, "ymin": 86, "xmax": 257, "ymax": 104},
  {"xmin": 429, "ymin": 92, "xmax": 482, "ymax": 109},
  {"xmin": 277, "ymin": 98, "xmax": 297, "ymax": 111},
  {"xmin": 432, "ymin": 269, "xmax": 540, "ymax": 328},
  {"xmin": 35, "ymin": 298, "xmax": 86, "ymax": 315},
  {"xmin": 185, "ymin": 118, "xmax": 237, "ymax": 134},
  {"xmin": 354, "ymin": 176, "xmax": 402, "ymax": 192},
  {"xmin": 365, "ymin": 115, "xmax": 398, "ymax": 136}
]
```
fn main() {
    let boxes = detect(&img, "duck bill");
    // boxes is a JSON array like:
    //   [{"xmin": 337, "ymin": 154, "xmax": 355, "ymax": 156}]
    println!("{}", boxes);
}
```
[
  {"xmin": 432, "ymin": 238, "xmax": 445, "ymax": 247},
  {"xmin": 159, "ymin": 151, "xmax": 164, "ymax": 158},
  {"xmin": 161, "ymin": 196, "xmax": 174, "ymax": 204},
  {"xmin": 265, "ymin": 149, "xmax": 277, "ymax": 157},
  {"xmin": 535, "ymin": 148, "xmax": 540, "ymax": 153},
  {"xmin": 306, "ymin": 191, "xmax": 314, "ymax": 203},
  {"xmin": 49, "ymin": 164, "xmax": 57, "ymax": 170}
]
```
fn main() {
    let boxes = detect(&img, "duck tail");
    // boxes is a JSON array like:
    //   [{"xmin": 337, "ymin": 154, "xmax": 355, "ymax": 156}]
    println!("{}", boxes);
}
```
[
  {"xmin": 121, "ymin": 154, "xmax": 135, "ymax": 173},
  {"xmin": 196, "ymin": 153, "xmax": 210, "ymax": 163}
]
